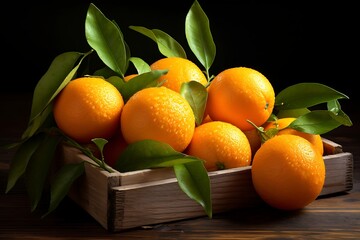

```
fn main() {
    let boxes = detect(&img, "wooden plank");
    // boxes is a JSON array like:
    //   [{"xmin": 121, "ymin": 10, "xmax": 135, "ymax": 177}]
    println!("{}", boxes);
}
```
[{"xmin": 321, "ymin": 152, "xmax": 353, "ymax": 196}]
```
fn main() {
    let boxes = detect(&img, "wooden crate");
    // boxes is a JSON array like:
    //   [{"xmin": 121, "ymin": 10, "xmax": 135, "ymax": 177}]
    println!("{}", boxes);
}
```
[{"xmin": 59, "ymin": 138, "xmax": 353, "ymax": 232}]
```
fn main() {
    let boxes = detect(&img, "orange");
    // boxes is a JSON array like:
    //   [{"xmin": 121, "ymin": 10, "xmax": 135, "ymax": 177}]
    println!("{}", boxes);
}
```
[
  {"xmin": 264, "ymin": 117, "xmax": 324, "ymax": 155},
  {"xmin": 150, "ymin": 57, "xmax": 208, "ymax": 92},
  {"xmin": 186, "ymin": 121, "xmax": 252, "ymax": 171},
  {"xmin": 207, "ymin": 67, "xmax": 275, "ymax": 131},
  {"xmin": 103, "ymin": 127, "xmax": 128, "ymax": 168},
  {"xmin": 53, "ymin": 76, "xmax": 124, "ymax": 143},
  {"xmin": 251, "ymin": 134, "xmax": 325, "ymax": 211},
  {"xmin": 120, "ymin": 86, "xmax": 195, "ymax": 152},
  {"xmin": 243, "ymin": 129, "xmax": 262, "ymax": 157}
]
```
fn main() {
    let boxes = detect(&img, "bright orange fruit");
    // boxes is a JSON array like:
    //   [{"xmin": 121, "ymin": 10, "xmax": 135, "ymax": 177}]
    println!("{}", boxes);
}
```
[
  {"xmin": 120, "ymin": 86, "xmax": 195, "ymax": 152},
  {"xmin": 53, "ymin": 76, "xmax": 124, "ymax": 143},
  {"xmin": 251, "ymin": 134, "xmax": 326, "ymax": 210},
  {"xmin": 186, "ymin": 121, "xmax": 252, "ymax": 171},
  {"xmin": 207, "ymin": 67, "xmax": 275, "ymax": 131},
  {"xmin": 150, "ymin": 57, "xmax": 208, "ymax": 92}
]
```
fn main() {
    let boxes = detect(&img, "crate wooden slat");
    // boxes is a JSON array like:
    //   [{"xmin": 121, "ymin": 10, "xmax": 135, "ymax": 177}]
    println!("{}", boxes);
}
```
[{"xmin": 59, "ymin": 138, "xmax": 353, "ymax": 232}]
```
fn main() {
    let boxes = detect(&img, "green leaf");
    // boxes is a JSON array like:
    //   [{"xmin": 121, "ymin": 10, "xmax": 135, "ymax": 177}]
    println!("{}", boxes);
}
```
[
  {"xmin": 129, "ymin": 25, "xmax": 187, "ymax": 58},
  {"xmin": 5, "ymin": 133, "xmax": 44, "ymax": 193},
  {"xmin": 86, "ymin": 3, "xmax": 127, "ymax": 76},
  {"xmin": 129, "ymin": 57, "xmax": 151, "ymax": 74},
  {"xmin": 44, "ymin": 162, "xmax": 85, "ymax": 217},
  {"xmin": 288, "ymin": 110, "xmax": 342, "ymax": 135},
  {"xmin": 185, "ymin": 0, "xmax": 216, "ymax": 71},
  {"xmin": 174, "ymin": 162, "xmax": 212, "ymax": 218},
  {"xmin": 327, "ymin": 100, "xmax": 353, "ymax": 126},
  {"xmin": 180, "ymin": 81, "xmax": 208, "ymax": 126},
  {"xmin": 275, "ymin": 82, "xmax": 349, "ymax": 110},
  {"xmin": 106, "ymin": 76, "xmax": 126, "ymax": 92},
  {"xmin": 275, "ymin": 108, "xmax": 311, "ymax": 119},
  {"xmin": 25, "ymin": 133, "xmax": 62, "ymax": 211},
  {"xmin": 120, "ymin": 69, "xmax": 168, "ymax": 102},
  {"xmin": 115, "ymin": 139, "xmax": 202, "ymax": 172},
  {"xmin": 22, "ymin": 51, "xmax": 90, "ymax": 142},
  {"xmin": 93, "ymin": 66, "xmax": 118, "ymax": 79}
]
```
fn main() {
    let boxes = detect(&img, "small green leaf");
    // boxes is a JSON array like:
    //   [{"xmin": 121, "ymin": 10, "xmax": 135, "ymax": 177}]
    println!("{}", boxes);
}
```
[
  {"xmin": 174, "ymin": 162, "xmax": 212, "ymax": 218},
  {"xmin": 129, "ymin": 57, "xmax": 151, "ymax": 74},
  {"xmin": 275, "ymin": 82, "xmax": 349, "ymax": 110},
  {"xmin": 185, "ymin": 0, "xmax": 216, "ymax": 72},
  {"xmin": 5, "ymin": 133, "xmax": 44, "ymax": 193},
  {"xmin": 129, "ymin": 26, "xmax": 187, "ymax": 58},
  {"xmin": 327, "ymin": 100, "xmax": 353, "ymax": 126},
  {"xmin": 106, "ymin": 76, "xmax": 125, "ymax": 92},
  {"xmin": 288, "ymin": 110, "xmax": 342, "ymax": 135},
  {"xmin": 180, "ymin": 81, "xmax": 208, "ymax": 126},
  {"xmin": 120, "ymin": 69, "xmax": 168, "ymax": 102},
  {"xmin": 44, "ymin": 162, "xmax": 85, "ymax": 217},
  {"xmin": 115, "ymin": 139, "xmax": 202, "ymax": 172},
  {"xmin": 86, "ymin": 3, "xmax": 127, "ymax": 76},
  {"xmin": 92, "ymin": 138, "xmax": 108, "ymax": 153},
  {"xmin": 25, "ymin": 134, "xmax": 62, "ymax": 211}
]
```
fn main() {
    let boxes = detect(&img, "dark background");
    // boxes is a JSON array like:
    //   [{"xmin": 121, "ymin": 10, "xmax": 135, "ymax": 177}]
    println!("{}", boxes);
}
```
[{"xmin": 3, "ymin": 1, "xmax": 359, "ymax": 121}]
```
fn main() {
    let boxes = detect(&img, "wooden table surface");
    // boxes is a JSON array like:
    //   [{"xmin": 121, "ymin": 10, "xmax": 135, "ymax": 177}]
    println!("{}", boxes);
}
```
[{"xmin": 1, "ymin": 93, "xmax": 359, "ymax": 239}]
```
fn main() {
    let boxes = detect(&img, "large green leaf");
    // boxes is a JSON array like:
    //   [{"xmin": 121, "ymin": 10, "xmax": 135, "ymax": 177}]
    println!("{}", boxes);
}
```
[
  {"xmin": 29, "ymin": 52, "xmax": 83, "ymax": 124},
  {"xmin": 44, "ymin": 162, "xmax": 85, "ymax": 217},
  {"xmin": 120, "ymin": 69, "xmax": 168, "ymax": 102},
  {"xmin": 25, "ymin": 133, "xmax": 62, "ymax": 211},
  {"xmin": 129, "ymin": 26, "xmax": 187, "ymax": 58},
  {"xmin": 180, "ymin": 81, "xmax": 208, "ymax": 126},
  {"xmin": 86, "ymin": 3, "xmax": 127, "ymax": 76},
  {"xmin": 5, "ymin": 133, "xmax": 44, "ymax": 193},
  {"xmin": 174, "ymin": 162, "xmax": 212, "ymax": 218},
  {"xmin": 185, "ymin": 0, "xmax": 216, "ymax": 72},
  {"xmin": 23, "ymin": 51, "xmax": 90, "ymax": 141},
  {"xmin": 275, "ymin": 82, "xmax": 349, "ymax": 110},
  {"xmin": 288, "ymin": 110, "xmax": 342, "ymax": 134},
  {"xmin": 115, "ymin": 139, "xmax": 202, "ymax": 172}
]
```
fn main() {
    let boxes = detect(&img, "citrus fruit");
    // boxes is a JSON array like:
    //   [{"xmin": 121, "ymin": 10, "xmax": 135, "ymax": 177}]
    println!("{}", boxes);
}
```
[
  {"xmin": 243, "ymin": 128, "xmax": 262, "ymax": 157},
  {"xmin": 103, "ymin": 128, "xmax": 128, "ymax": 168},
  {"xmin": 264, "ymin": 117, "xmax": 324, "ymax": 155},
  {"xmin": 251, "ymin": 134, "xmax": 326, "ymax": 211},
  {"xmin": 207, "ymin": 67, "xmax": 275, "ymax": 131},
  {"xmin": 186, "ymin": 121, "xmax": 252, "ymax": 171},
  {"xmin": 150, "ymin": 57, "xmax": 208, "ymax": 92},
  {"xmin": 53, "ymin": 76, "xmax": 124, "ymax": 143},
  {"xmin": 120, "ymin": 86, "xmax": 195, "ymax": 152}
]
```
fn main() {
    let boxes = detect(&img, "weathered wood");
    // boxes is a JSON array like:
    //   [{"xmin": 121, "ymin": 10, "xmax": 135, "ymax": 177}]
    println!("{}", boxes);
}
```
[{"xmin": 59, "ymin": 138, "xmax": 354, "ymax": 232}]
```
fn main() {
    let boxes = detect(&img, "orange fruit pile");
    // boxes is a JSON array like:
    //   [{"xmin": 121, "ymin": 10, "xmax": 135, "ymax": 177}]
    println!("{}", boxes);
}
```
[{"xmin": 53, "ymin": 57, "xmax": 326, "ymax": 210}]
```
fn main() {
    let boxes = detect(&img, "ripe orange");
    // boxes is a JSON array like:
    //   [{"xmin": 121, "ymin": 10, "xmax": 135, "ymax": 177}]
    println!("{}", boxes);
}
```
[
  {"xmin": 103, "ymin": 127, "xmax": 128, "ymax": 168},
  {"xmin": 186, "ymin": 121, "xmax": 252, "ymax": 171},
  {"xmin": 207, "ymin": 67, "xmax": 275, "ymax": 131},
  {"xmin": 251, "ymin": 134, "xmax": 325, "ymax": 210},
  {"xmin": 264, "ymin": 117, "xmax": 324, "ymax": 155},
  {"xmin": 150, "ymin": 57, "xmax": 208, "ymax": 92},
  {"xmin": 53, "ymin": 76, "xmax": 124, "ymax": 143},
  {"xmin": 120, "ymin": 86, "xmax": 195, "ymax": 152},
  {"xmin": 243, "ymin": 129, "xmax": 262, "ymax": 157}
]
